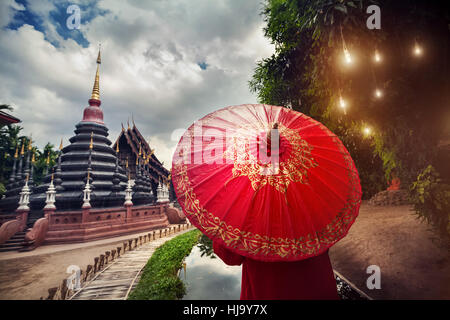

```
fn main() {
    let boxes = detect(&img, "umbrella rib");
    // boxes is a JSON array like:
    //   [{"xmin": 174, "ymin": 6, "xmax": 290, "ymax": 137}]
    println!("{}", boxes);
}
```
[
  {"xmin": 281, "ymin": 110, "xmax": 302, "ymax": 129},
  {"xmin": 287, "ymin": 183, "xmax": 331, "ymax": 242},
  {"xmin": 301, "ymin": 133, "xmax": 335, "ymax": 139},
  {"xmin": 227, "ymin": 106, "xmax": 262, "ymax": 131},
  {"xmin": 248, "ymin": 104, "xmax": 267, "ymax": 128},
  {"xmin": 192, "ymin": 163, "xmax": 231, "ymax": 186},
  {"xmin": 308, "ymin": 152, "xmax": 352, "ymax": 171},
  {"xmin": 294, "ymin": 176, "xmax": 348, "ymax": 244},
  {"xmin": 291, "ymin": 120, "xmax": 322, "ymax": 132},
  {"xmin": 312, "ymin": 160, "xmax": 358, "ymax": 189},
  {"xmin": 308, "ymin": 144, "xmax": 345, "ymax": 155},
  {"xmin": 306, "ymin": 168, "xmax": 350, "ymax": 205}
]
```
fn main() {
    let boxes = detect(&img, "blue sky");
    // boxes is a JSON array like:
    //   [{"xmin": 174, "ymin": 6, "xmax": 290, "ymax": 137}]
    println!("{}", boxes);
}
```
[
  {"xmin": 0, "ymin": 0, "xmax": 274, "ymax": 168},
  {"xmin": 6, "ymin": 0, "xmax": 109, "ymax": 47}
]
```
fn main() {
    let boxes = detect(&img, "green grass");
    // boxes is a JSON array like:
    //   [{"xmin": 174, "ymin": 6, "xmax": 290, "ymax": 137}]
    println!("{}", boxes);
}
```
[{"xmin": 128, "ymin": 229, "xmax": 201, "ymax": 300}]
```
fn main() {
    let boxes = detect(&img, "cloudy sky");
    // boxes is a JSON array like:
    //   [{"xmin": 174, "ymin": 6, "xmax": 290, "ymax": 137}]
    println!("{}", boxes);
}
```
[{"xmin": 0, "ymin": 0, "xmax": 274, "ymax": 169}]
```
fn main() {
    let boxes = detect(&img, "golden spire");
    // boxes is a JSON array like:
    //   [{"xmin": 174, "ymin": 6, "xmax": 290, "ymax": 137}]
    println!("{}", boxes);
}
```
[
  {"xmin": 59, "ymin": 138, "xmax": 63, "ymax": 151},
  {"xmin": 89, "ymin": 132, "xmax": 94, "ymax": 149},
  {"xmin": 20, "ymin": 143, "xmax": 24, "ymax": 156},
  {"xmin": 127, "ymin": 119, "xmax": 130, "ymax": 130},
  {"xmin": 90, "ymin": 45, "xmax": 101, "ymax": 100},
  {"xmin": 138, "ymin": 144, "xmax": 142, "ymax": 156},
  {"xmin": 28, "ymin": 138, "xmax": 32, "ymax": 151},
  {"xmin": 31, "ymin": 153, "xmax": 35, "ymax": 163},
  {"xmin": 14, "ymin": 146, "xmax": 18, "ymax": 158},
  {"xmin": 116, "ymin": 143, "xmax": 119, "ymax": 153},
  {"xmin": 46, "ymin": 154, "xmax": 50, "ymax": 165}
]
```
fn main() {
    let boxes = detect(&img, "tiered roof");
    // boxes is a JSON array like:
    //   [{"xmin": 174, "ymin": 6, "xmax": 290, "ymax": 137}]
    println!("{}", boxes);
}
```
[{"xmin": 112, "ymin": 121, "xmax": 169, "ymax": 184}]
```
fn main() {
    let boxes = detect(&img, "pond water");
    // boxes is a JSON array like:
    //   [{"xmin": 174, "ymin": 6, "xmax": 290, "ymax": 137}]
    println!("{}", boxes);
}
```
[
  {"xmin": 179, "ymin": 245, "xmax": 241, "ymax": 300},
  {"xmin": 180, "ymin": 243, "xmax": 370, "ymax": 300}
]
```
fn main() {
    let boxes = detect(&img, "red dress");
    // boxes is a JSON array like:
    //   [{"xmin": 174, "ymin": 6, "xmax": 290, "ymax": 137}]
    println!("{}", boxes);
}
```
[{"xmin": 213, "ymin": 241, "xmax": 339, "ymax": 300}]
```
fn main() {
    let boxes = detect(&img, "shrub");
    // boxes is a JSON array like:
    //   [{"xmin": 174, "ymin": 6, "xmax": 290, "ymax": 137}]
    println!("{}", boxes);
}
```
[
  {"xmin": 128, "ymin": 229, "xmax": 200, "ymax": 300},
  {"xmin": 410, "ymin": 165, "xmax": 450, "ymax": 245}
]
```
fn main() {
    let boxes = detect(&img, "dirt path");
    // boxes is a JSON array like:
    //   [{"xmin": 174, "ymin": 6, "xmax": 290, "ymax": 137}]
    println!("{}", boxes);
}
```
[{"xmin": 329, "ymin": 201, "xmax": 450, "ymax": 300}]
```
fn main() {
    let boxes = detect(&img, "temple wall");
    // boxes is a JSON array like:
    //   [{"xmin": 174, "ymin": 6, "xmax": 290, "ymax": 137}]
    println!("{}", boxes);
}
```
[{"xmin": 44, "ymin": 203, "xmax": 172, "ymax": 244}]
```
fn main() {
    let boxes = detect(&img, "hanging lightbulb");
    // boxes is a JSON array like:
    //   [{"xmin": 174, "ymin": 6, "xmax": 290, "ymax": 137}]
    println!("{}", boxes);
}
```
[
  {"xmin": 343, "ymin": 47, "xmax": 352, "ymax": 64},
  {"xmin": 339, "ymin": 95, "xmax": 347, "ymax": 112},
  {"xmin": 363, "ymin": 126, "xmax": 372, "ymax": 136},
  {"xmin": 374, "ymin": 50, "xmax": 381, "ymax": 63},
  {"xmin": 374, "ymin": 88, "xmax": 383, "ymax": 98},
  {"xmin": 413, "ymin": 42, "xmax": 422, "ymax": 56}
]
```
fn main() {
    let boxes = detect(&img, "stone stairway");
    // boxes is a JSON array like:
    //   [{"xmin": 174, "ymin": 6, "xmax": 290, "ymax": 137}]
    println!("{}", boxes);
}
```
[
  {"xmin": 0, "ymin": 215, "xmax": 38, "ymax": 252},
  {"xmin": 0, "ymin": 230, "xmax": 27, "ymax": 252}
]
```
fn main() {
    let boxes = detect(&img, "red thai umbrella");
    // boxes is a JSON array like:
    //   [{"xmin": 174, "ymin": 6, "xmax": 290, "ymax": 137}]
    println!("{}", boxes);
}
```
[{"xmin": 172, "ymin": 104, "xmax": 361, "ymax": 262}]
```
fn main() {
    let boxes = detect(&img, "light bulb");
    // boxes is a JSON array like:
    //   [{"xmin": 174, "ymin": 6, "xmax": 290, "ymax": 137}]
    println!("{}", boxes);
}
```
[
  {"xmin": 344, "ymin": 48, "xmax": 352, "ymax": 64},
  {"xmin": 374, "ymin": 50, "xmax": 381, "ymax": 63},
  {"xmin": 339, "ymin": 96, "xmax": 347, "ymax": 109},
  {"xmin": 363, "ymin": 127, "xmax": 372, "ymax": 136},
  {"xmin": 374, "ymin": 89, "xmax": 383, "ymax": 98},
  {"xmin": 414, "ymin": 44, "xmax": 422, "ymax": 56}
]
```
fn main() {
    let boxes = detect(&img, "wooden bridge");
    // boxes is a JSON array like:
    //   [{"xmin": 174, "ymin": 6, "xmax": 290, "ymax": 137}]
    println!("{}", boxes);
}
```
[{"xmin": 69, "ymin": 227, "xmax": 192, "ymax": 300}]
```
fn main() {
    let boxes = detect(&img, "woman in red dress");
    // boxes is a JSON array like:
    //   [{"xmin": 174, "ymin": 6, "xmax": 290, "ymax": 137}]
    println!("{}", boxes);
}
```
[{"xmin": 213, "ymin": 241, "xmax": 339, "ymax": 300}]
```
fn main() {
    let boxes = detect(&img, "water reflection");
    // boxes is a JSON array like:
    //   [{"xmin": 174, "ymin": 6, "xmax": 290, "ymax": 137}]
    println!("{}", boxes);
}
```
[
  {"xmin": 180, "ymin": 245, "xmax": 242, "ymax": 300},
  {"xmin": 180, "ymin": 240, "xmax": 370, "ymax": 300}
]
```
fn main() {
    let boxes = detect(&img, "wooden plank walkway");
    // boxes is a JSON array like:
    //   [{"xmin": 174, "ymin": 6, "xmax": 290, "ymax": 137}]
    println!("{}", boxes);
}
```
[{"xmin": 69, "ymin": 227, "xmax": 193, "ymax": 300}]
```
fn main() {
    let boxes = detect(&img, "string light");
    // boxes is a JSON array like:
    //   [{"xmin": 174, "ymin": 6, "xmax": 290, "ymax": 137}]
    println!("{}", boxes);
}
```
[
  {"xmin": 374, "ymin": 88, "xmax": 383, "ymax": 98},
  {"xmin": 332, "ymin": 39, "xmax": 425, "ymax": 136},
  {"xmin": 339, "ymin": 96, "xmax": 346, "ymax": 108},
  {"xmin": 413, "ymin": 41, "xmax": 423, "ymax": 56},
  {"xmin": 344, "ymin": 48, "xmax": 352, "ymax": 64},
  {"xmin": 339, "ymin": 95, "xmax": 347, "ymax": 114},
  {"xmin": 374, "ymin": 50, "xmax": 381, "ymax": 63},
  {"xmin": 363, "ymin": 126, "xmax": 372, "ymax": 136},
  {"xmin": 340, "ymin": 25, "xmax": 352, "ymax": 65}
]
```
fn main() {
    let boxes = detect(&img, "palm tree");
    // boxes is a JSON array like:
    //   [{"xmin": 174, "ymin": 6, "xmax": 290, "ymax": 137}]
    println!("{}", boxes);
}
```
[{"xmin": 0, "ymin": 104, "xmax": 27, "ymax": 195}]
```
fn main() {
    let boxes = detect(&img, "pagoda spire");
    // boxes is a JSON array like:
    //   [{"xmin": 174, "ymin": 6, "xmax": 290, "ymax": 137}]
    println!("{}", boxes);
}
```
[
  {"xmin": 90, "ymin": 48, "xmax": 101, "ymax": 100},
  {"xmin": 82, "ymin": 44, "xmax": 104, "ymax": 124}
]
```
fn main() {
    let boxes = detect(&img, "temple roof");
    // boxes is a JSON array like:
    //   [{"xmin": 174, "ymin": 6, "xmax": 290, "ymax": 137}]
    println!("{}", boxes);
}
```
[
  {"xmin": 0, "ymin": 110, "xmax": 20, "ymax": 127},
  {"xmin": 113, "ymin": 122, "xmax": 169, "ymax": 179}
]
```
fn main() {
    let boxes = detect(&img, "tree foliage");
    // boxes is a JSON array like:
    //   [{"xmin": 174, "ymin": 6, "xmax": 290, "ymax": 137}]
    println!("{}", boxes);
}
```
[
  {"xmin": 410, "ymin": 165, "xmax": 450, "ymax": 245},
  {"xmin": 0, "ymin": 108, "xmax": 59, "ymax": 195},
  {"xmin": 0, "ymin": 124, "xmax": 27, "ymax": 194}
]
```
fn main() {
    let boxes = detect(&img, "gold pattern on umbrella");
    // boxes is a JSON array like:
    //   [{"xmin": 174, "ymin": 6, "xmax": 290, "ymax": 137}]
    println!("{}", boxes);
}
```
[{"xmin": 223, "ymin": 123, "xmax": 318, "ymax": 193}]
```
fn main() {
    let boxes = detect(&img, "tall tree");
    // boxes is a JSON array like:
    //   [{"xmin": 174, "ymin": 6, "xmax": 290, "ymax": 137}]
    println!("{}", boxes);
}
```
[{"xmin": 0, "ymin": 110, "xmax": 58, "ymax": 195}]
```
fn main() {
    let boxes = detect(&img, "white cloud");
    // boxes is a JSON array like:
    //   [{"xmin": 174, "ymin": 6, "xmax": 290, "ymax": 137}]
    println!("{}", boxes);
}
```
[
  {"xmin": 0, "ymin": 0, "xmax": 25, "ymax": 28},
  {"xmin": 0, "ymin": 0, "xmax": 275, "ymax": 169}
]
